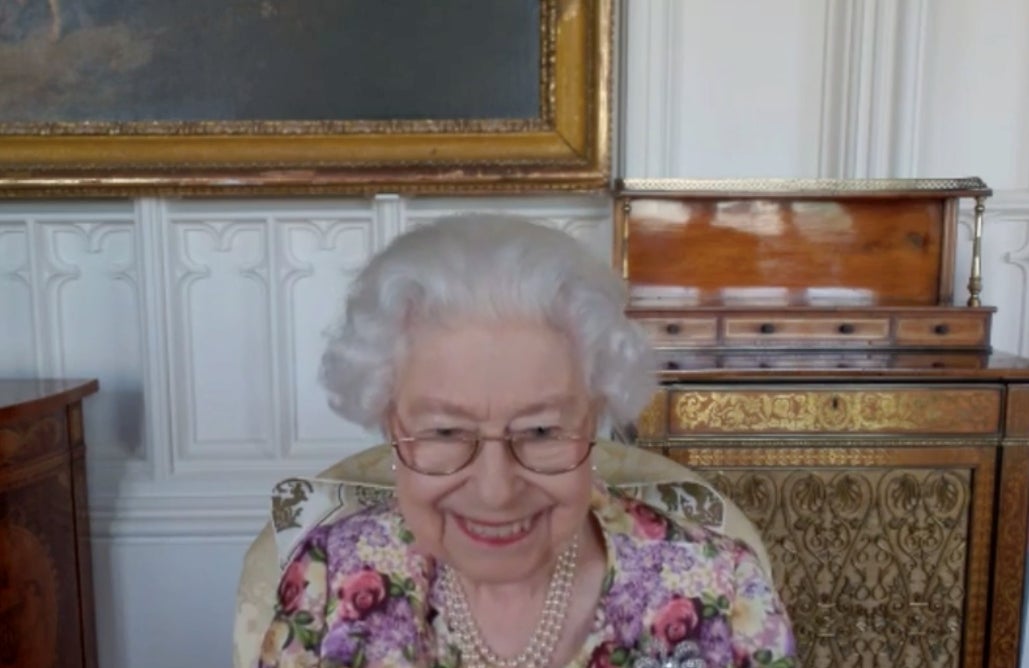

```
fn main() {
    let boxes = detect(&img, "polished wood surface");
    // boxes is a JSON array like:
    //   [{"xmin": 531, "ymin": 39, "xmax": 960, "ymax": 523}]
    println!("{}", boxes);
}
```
[
  {"xmin": 0, "ymin": 379, "xmax": 100, "ymax": 423},
  {"xmin": 651, "ymin": 349, "xmax": 1029, "ymax": 380},
  {"xmin": 622, "ymin": 198, "xmax": 948, "ymax": 306},
  {"xmin": 618, "ymin": 178, "xmax": 1025, "ymax": 667},
  {"xmin": 0, "ymin": 378, "xmax": 99, "ymax": 668},
  {"xmin": 632, "ymin": 307, "xmax": 995, "ymax": 352}
]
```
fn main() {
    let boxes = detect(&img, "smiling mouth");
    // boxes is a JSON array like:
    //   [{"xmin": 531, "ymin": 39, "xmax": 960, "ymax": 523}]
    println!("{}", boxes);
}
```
[{"xmin": 456, "ymin": 513, "xmax": 538, "ymax": 544}]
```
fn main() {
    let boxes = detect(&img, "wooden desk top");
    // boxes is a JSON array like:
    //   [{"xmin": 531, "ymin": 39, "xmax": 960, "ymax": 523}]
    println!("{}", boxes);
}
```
[
  {"xmin": 0, "ymin": 379, "xmax": 100, "ymax": 422},
  {"xmin": 656, "ymin": 350, "xmax": 1029, "ymax": 382}
]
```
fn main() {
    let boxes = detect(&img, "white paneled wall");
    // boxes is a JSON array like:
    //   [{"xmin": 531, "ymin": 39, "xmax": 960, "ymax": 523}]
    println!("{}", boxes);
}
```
[
  {"xmin": 1, "ymin": 194, "xmax": 611, "ymax": 667},
  {"xmin": 1, "ymin": 195, "xmax": 611, "ymax": 527},
  {"xmin": 622, "ymin": 0, "xmax": 829, "ymax": 177},
  {"xmin": 3, "ymin": 2, "xmax": 1029, "ymax": 667}
]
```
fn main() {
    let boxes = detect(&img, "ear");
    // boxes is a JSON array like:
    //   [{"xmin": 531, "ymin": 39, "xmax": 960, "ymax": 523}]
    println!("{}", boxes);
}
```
[
  {"xmin": 381, "ymin": 402, "xmax": 398, "ymax": 443},
  {"xmin": 586, "ymin": 397, "xmax": 606, "ymax": 437}
]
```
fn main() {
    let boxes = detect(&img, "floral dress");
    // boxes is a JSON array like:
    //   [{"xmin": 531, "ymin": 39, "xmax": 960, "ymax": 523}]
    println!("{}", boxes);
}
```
[{"xmin": 257, "ymin": 484, "xmax": 795, "ymax": 668}]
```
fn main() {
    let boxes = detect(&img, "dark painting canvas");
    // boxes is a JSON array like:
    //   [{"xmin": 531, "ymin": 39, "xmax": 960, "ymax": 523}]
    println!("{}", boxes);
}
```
[{"xmin": 0, "ymin": 0, "xmax": 541, "ymax": 122}]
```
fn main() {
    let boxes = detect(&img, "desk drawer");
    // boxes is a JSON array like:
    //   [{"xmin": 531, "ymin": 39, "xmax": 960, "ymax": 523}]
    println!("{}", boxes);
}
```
[
  {"xmin": 638, "ymin": 386, "xmax": 1003, "ymax": 438},
  {"xmin": 895, "ymin": 315, "xmax": 988, "ymax": 347},
  {"xmin": 636, "ymin": 317, "xmax": 718, "ymax": 346},
  {"xmin": 723, "ymin": 316, "xmax": 891, "ymax": 345}
]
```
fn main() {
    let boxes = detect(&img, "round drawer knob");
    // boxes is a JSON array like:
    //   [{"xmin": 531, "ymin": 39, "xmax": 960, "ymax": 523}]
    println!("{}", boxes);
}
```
[
  {"xmin": 933, "ymin": 323, "xmax": 950, "ymax": 335},
  {"xmin": 759, "ymin": 323, "xmax": 776, "ymax": 334},
  {"xmin": 664, "ymin": 360, "xmax": 680, "ymax": 371},
  {"xmin": 838, "ymin": 323, "xmax": 855, "ymax": 334},
  {"xmin": 665, "ymin": 323, "xmax": 681, "ymax": 335}
]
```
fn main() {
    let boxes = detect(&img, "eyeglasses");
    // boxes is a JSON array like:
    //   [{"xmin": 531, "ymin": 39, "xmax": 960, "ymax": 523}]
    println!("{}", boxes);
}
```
[{"xmin": 390, "ymin": 425, "xmax": 595, "ymax": 476}]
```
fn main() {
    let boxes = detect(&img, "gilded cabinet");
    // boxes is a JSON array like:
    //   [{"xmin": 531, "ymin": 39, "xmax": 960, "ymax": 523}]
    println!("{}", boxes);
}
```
[{"xmin": 631, "ymin": 370, "xmax": 1029, "ymax": 668}]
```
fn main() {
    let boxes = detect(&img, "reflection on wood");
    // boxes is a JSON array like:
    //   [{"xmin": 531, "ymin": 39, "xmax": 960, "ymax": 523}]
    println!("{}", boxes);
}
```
[
  {"xmin": 0, "ymin": 521, "xmax": 60, "ymax": 666},
  {"xmin": 0, "ymin": 379, "xmax": 99, "ymax": 668},
  {"xmin": 624, "ymin": 199, "xmax": 945, "ymax": 307}
]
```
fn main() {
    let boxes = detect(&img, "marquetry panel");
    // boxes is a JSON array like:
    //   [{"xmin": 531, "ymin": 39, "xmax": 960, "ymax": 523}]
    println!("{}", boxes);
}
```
[
  {"xmin": 1006, "ymin": 385, "xmax": 1029, "ymax": 438},
  {"xmin": 989, "ymin": 446, "xmax": 1029, "ymax": 668},
  {"xmin": 669, "ymin": 387, "xmax": 1002, "ymax": 436},
  {"xmin": 0, "ymin": 414, "xmax": 65, "ymax": 472},
  {"xmin": 658, "ymin": 446, "xmax": 995, "ymax": 668},
  {"xmin": 634, "ymin": 389, "xmax": 669, "ymax": 441}
]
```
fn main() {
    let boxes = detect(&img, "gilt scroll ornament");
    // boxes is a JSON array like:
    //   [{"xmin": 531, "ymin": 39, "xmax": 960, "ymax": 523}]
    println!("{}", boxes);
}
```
[
  {"xmin": 704, "ymin": 468, "xmax": 970, "ymax": 667},
  {"xmin": 672, "ymin": 390, "xmax": 1000, "ymax": 435}
]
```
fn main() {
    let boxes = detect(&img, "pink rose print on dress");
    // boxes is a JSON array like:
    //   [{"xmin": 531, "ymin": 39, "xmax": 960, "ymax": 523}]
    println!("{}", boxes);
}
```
[
  {"xmin": 627, "ymin": 500, "xmax": 670, "ymax": 540},
  {"xmin": 588, "ymin": 640, "xmax": 623, "ymax": 667},
  {"xmin": 650, "ymin": 595, "xmax": 700, "ymax": 648},
  {"xmin": 277, "ymin": 561, "xmax": 307, "ymax": 615},
  {"xmin": 336, "ymin": 566, "xmax": 389, "ymax": 620}
]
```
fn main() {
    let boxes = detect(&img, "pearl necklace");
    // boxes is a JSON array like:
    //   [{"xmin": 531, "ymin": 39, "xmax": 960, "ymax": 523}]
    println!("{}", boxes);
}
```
[{"xmin": 440, "ymin": 535, "xmax": 579, "ymax": 668}]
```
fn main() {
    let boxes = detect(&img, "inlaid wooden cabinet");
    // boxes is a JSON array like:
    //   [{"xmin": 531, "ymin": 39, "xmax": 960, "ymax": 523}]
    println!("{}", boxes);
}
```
[
  {"xmin": 616, "ymin": 178, "xmax": 1029, "ymax": 667},
  {"xmin": 0, "ymin": 379, "xmax": 100, "ymax": 668},
  {"xmin": 630, "ymin": 369, "xmax": 1029, "ymax": 668}
]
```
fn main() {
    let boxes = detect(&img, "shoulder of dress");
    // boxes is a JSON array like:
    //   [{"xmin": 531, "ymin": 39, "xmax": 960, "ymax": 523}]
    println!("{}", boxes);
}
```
[{"xmin": 597, "ymin": 489, "xmax": 744, "ymax": 559}]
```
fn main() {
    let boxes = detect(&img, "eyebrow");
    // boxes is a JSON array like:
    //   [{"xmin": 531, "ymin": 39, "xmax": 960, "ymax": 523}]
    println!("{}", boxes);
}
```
[{"xmin": 404, "ymin": 394, "xmax": 581, "ymax": 420}]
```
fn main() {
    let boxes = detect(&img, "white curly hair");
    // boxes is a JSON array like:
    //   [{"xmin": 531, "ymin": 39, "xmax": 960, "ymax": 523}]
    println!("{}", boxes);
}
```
[{"xmin": 318, "ymin": 213, "xmax": 656, "ymax": 432}]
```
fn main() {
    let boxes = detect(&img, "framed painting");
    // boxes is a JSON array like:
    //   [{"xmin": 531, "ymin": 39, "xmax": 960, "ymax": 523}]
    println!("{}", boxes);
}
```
[{"xmin": 0, "ymin": 0, "xmax": 611, "ymax": 197}]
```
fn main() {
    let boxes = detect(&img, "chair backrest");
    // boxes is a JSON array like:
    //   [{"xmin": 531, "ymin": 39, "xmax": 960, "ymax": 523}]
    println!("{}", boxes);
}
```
[{"xmin": 232, "ymin": 441, "xmax": 772, "ymax": 668}]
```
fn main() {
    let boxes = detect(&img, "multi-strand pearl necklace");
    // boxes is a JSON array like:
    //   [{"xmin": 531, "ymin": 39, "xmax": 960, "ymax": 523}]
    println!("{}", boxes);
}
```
[{"xmin": 440, "ymin": 535, "xmax": 580, "ymax": 668}]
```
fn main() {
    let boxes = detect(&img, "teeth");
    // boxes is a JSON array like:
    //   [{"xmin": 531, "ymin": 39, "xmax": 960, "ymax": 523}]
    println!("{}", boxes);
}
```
[{"xmin": 464, "ymin": 516, "xmax": 533, "ymax": 539}]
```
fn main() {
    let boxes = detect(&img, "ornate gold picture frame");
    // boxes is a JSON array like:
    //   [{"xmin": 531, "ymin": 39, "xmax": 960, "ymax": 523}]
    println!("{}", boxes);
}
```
[{"xmin": 0, "ymin": 0, "xmax": 610, "ymax": 198}]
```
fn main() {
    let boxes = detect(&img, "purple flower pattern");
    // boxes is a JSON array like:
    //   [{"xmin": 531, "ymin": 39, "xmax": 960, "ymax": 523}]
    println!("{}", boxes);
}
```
[{"xmin": 257, "ymin": 488, "xmax": 795, "ymax": 667}]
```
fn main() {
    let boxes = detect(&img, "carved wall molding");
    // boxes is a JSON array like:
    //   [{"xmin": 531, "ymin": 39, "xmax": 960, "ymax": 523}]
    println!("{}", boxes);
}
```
[
  {"xmin": 0, "ymin": 221, "xmax": 36, "ymax": 375},
  {"xmin": 0, "ymin": 196, "xmax": 612, "ymax": 536},
  {"xmin": 989, "ymin": 446, "xmax": 1029, "ymax": 665},
  {"xmin": 620, "ymin": 0, "xmax": 677, "ymax": 176},
  {"xmin": 818, "ymin": 0, "xmax": 929, "ymax": 178},
  {"xmin": 621, "ymin": 1, "xmax": 828, "ymax": 178}
]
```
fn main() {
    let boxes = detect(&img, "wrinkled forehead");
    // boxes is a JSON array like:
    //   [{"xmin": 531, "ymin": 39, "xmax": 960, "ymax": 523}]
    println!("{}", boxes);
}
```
[{"xmin": 390, "ymin": 318, "xmax": 592, "ymax": 421}]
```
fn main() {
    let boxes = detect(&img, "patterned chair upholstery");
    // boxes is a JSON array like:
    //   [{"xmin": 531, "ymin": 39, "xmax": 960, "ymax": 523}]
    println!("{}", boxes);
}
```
[{"xmin": 232, "ymin": 440, "xmax": 772, "ymax": 668}]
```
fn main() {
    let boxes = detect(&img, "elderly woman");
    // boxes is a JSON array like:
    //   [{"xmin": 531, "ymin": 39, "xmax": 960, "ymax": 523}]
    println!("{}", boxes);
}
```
[{"xmin": 258, "ymin": 215, "xmax": 794, "ymax": 668}]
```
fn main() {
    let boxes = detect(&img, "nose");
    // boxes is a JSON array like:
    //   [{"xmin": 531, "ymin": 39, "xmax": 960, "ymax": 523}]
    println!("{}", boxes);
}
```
[{"xmin": 468, "ymin": 437, "xmax": 523, "ymax": 508}]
